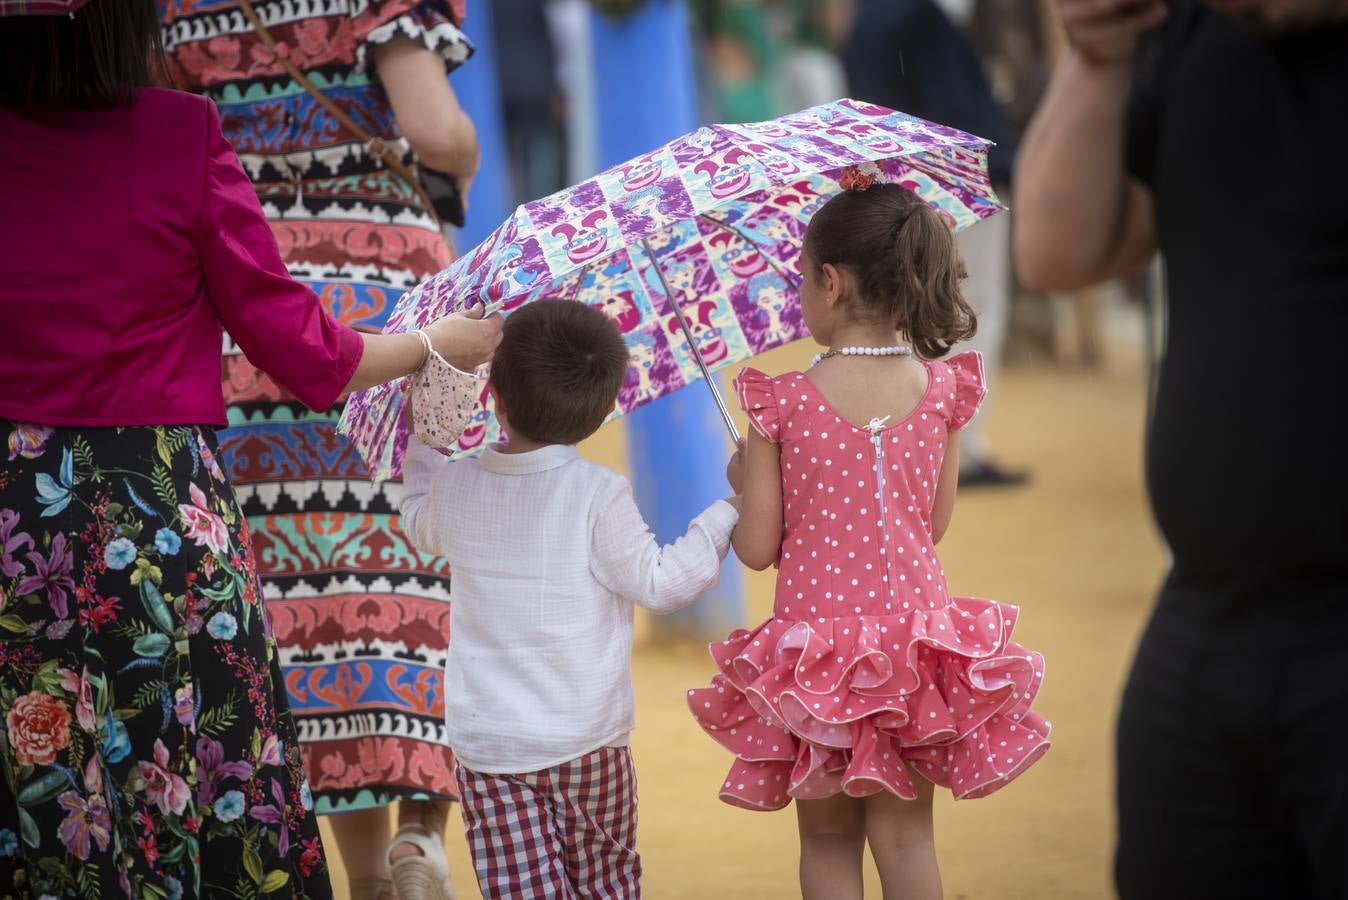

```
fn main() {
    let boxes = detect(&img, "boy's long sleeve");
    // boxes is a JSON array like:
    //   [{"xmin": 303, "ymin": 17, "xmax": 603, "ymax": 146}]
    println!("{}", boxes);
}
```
[
  {"xmin": 398, "ymin": 437, "xmax": 448, "ymax": 555},
  {"xmin": 588, "ymin": 479, "xmax": 739, "ymax": 614}
]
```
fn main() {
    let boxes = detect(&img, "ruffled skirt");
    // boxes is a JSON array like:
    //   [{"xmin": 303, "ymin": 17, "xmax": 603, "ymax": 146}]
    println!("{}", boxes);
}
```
[{"xmin": 687, "ymin": 596, "xmax": 1050, "ymax": 810}]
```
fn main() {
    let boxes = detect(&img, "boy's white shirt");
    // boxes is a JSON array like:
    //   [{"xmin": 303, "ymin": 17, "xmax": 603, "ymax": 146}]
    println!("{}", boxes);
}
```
[{"xmin": 399, "ymin": 437, "xmax": 738, "ymax": 775}]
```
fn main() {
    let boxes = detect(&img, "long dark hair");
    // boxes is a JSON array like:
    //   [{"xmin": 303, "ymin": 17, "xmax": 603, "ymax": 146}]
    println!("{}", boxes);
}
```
[
  {"xmin": 804, "ymin": 183, "xmax": 977, "ymax": 359},
  {"xmin": 0, "ymin": 0, "xmax": 166, "ymax": 110}
]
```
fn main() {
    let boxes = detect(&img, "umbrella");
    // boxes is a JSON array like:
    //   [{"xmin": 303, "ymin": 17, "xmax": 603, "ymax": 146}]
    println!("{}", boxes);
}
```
[
  {"xmin": 0, "ymin": 0, "xmax": 91, "ymax": 14},
  {"xmin": 340, "ymin": 99, "xmax": 1004, "ymax": 481}
]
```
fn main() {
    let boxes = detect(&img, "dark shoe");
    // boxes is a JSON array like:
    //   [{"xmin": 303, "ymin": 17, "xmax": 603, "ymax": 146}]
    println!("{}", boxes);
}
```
[{"xmin": 959, "ymin": 460, "xmax": 1030, "ymax": 488}]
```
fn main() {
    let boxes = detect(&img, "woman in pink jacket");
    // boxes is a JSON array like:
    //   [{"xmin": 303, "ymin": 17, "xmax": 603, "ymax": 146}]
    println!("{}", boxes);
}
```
[{"xmin": 0, "ymin": 4, "xmax": 499, "ymax": 897}]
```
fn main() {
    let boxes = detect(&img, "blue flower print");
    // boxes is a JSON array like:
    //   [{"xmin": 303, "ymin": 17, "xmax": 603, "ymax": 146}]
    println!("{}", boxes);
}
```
[
  {"xmin": 300, "ymin": 779, "xmax": 313, "ymax": 811},
  {"xmin": 0, "ymin": 827, "xmax": 17, "ymax": 857},
  {"xmin": 34, "ymin": 447, "xmax": 74, "ymax": 518},
  {"xmin": 215, "ymin": 790, "xmax": 245, "ymax": 823},
  {"xmin": 101, "ymin": 713, "xmax": 131, "ymax": 764},
  {"xmin": 154, "ymin": 527, "xmax": 182, "ymax": 556},
  {"xmin": 103, "ymin": 537, "xmax": 137, "ymax": 571},
  {"xmin": 164, "ymin": 876, "xmax": 183, "ymax": 900},
  {"xmin": 207, "ymin": 612, "xmax": 237, "ymax": 641}
]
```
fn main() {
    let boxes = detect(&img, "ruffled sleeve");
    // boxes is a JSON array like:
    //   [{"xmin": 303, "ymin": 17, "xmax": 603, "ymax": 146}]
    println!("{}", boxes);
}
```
[
  {"xmin": 943, "ymin": 350, "xmax": 986, "ymax": 431},
  {"xmin": 352, "ymin": 0, "xmax": 475, "ymax": 75},
  {"xmin": 733, "ymin": 367, "xmax": 782, "ymax": 443}
]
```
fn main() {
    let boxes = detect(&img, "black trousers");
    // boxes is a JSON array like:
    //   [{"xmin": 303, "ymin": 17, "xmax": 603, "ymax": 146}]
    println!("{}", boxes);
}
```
[{"xmin": 1116, "ymin": 577, "xmax": 1348, "ymax": 899}]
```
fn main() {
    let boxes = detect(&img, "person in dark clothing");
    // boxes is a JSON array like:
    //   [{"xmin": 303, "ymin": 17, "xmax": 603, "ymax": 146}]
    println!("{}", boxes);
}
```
[
  {"xmin": 845, "ymin": 0, "xmax": 1028, "ymax": 487},
  {"xmin": 1014, "ymin": 0, "xmax": 1348, "ymax": 896},
  {"xmin": 493, "ymin": 0, "xmax": 566, "ymax": 203}
]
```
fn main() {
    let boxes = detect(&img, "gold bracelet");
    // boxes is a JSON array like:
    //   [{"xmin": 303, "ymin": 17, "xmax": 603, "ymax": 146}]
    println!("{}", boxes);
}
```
[{"xmin": 414, "ymin": 329, "xmax": 433, "ymax": 373}]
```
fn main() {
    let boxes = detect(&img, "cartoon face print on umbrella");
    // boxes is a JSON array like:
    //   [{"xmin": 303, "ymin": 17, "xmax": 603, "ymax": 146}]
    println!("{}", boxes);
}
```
[
  {"xmin": 484, "ymin": 235, "xmax": 554, "ymax": 307},
  {"xmin": 619, "ymin": 324, "xmax": 683, "ymax": 412},
  {"xmin": 687, "ymin": 146, "xmax": 767, "ymax": 209},
  {"xmin": 453, "ymin": 380, "xmax": 497, "ymax": 453},
  {"xmin": 525, "ymin": 179, "xmax": 607, "ymax": 232},
  {"xmin": 671, "ymin": 124, "xmax": 737, "ymax": 170},
  {"xmin": 584, "ymin": 250, "xmax": 657, "ymax": 335},
  {"xmin": 611, "ymin": 178, "xmax": 696, "ymax": 245},
  {"xmin": 739, "ymin": 270, "xmax": 805, "ymax": 353}
]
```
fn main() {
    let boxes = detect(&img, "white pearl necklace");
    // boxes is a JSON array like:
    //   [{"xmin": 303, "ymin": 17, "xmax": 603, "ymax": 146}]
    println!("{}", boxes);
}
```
[{"xmin": 811, "ymin": 345, "xmax": 912, "ymax": 367}]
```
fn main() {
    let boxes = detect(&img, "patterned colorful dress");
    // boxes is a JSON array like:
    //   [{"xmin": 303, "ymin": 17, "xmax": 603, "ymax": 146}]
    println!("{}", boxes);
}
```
[{"xmin": 161, "ymin": 0, "xmax": 472, "ymax": 814}]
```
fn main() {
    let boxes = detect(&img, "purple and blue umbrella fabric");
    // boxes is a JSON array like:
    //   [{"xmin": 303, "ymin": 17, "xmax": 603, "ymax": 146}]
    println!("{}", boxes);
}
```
[{"xmin": 339, "ymin": 99, "xmax": 1005, "ymax": 481}]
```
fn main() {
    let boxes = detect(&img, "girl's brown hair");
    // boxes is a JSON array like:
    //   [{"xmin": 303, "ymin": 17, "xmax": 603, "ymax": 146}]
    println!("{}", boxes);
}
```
[{"xmin": 803, "ymin": 183, "xmax": 976, "ymax": 359}]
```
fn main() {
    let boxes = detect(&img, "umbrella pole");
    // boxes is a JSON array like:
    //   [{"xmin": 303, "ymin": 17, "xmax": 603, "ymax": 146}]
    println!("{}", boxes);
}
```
[{"xmin": 642, "ymin": 239, "xmax": 742, "ymax": 445}]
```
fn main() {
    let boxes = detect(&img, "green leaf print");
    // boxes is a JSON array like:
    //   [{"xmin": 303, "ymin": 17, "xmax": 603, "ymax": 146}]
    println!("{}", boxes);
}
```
[
  {"xmin": 72, "ymin": 434, "xmax": 95, "ymax": 472},
  {"xmin": 18, "ymin": 807, "xmax": 39, "ymax": 848},
  {"xmin": 244, "ymin": 847, "xmax": 263, "ymax": 883},
  {"xmin": 0, "ymin": 614, "xmax": 30, "ymax": 634},
  {"xmin": 198, "ymin": 692, "xmax": 239, "ymax": 738},
  {"xmin": 17, "ymin": 768, "xmax": 72, "ymax": 806},
  {"xmin": 151, "ymin": 465, "xmax": 177, "ymax": 508},
  {"xmin": 140, "ymin": 579, "xmax": 174, "ymax": 633},
  {"xmin": 260, "ymin": 871, "xmax": 290, "ymax": 894},
  {"xmin": 132, "ymin": 633, "xmax": 171, "ymax": 658}
]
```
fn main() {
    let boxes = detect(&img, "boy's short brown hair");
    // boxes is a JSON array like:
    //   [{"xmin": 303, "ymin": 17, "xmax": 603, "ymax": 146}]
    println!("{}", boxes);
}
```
[{"xmin": 490, "ymin": 300, "xmax": 630, "ymax": 446}]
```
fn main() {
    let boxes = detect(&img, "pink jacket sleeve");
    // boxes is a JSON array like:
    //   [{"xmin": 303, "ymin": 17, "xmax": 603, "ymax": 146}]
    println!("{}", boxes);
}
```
[{"xmin": 197, "ymin": 101, "xmax": 364, "ymax": 412}]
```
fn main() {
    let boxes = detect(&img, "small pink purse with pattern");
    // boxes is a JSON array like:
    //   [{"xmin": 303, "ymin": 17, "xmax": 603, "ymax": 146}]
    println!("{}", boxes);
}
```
[{"xmin": 409, "ymin": 349, "xmax": 484, "ymax": 451}]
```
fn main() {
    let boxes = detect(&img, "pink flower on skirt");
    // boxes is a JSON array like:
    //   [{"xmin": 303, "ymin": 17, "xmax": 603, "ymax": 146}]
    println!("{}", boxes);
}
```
[
  {"xmin": 58, "ymin": 666, "xmax": 97, "ymax": 732},
  {"xmin": 177, "ymin": 483, "xmax": 228, "ymax": 555},
  {"xmin": 139, "ymin": 739, "xmax": 191, "ymax": 816}
]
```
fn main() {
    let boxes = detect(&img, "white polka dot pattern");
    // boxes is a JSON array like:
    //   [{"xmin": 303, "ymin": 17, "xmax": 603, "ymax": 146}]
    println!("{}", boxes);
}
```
[{"xmin": 690, "ymin": 352, "xmax": 1050, "ymax": 811}]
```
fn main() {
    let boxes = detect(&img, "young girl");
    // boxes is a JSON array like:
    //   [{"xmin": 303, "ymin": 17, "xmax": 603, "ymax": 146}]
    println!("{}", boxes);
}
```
[{"xmin": 689, "ymin": 183, "xmax": 1050, "ymax": 899}]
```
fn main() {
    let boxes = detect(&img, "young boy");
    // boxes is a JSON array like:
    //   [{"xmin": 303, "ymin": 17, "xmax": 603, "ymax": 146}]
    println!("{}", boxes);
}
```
[{"xmin": 400, "ymin": 299, "xmax": 741, "ymax": 899}]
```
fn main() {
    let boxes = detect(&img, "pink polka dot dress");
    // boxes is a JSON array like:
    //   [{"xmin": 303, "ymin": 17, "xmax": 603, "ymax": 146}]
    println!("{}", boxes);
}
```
[{"xmin": 687, "ymin": 351, "xmax": 1050, "ymax": 811}]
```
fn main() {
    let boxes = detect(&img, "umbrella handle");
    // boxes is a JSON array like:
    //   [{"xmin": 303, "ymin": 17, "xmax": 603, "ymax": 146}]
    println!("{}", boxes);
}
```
[{"xmin": 642, "ymin": 239, "xmax": 742, "ymax": 446}]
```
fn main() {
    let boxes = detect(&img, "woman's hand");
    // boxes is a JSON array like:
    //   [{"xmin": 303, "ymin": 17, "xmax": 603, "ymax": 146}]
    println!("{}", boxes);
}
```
[{"xmin": 424, "ymin": 304, "xmax": 503, "ymax": 372}]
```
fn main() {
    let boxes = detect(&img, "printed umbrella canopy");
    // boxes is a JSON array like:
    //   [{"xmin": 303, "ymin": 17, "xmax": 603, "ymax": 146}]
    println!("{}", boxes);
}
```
[{"xmin": 340, "ymin": 99, "xmax": 1004, "ymax": 481}]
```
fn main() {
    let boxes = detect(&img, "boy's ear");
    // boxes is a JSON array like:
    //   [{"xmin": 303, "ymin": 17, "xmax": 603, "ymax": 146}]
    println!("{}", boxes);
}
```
[{"xmin": 487, "ymin": 382, "xmax": 504, "ymax": 418}]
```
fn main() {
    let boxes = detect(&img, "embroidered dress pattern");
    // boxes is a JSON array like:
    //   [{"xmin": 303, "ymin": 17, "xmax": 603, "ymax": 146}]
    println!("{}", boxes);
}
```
[{"xmin": 161, "ymin": 0, "xmax": 472, "ymax": 813}]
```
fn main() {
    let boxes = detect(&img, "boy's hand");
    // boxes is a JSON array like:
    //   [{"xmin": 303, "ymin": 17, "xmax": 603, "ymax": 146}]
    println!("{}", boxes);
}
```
[{"xmin": 726, "ymin": 439, "xmax": 746, "ymax": 494}]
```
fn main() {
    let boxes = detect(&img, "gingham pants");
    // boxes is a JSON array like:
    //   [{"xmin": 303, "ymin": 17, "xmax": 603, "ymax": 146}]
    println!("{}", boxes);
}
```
[{"xmin": 456, "ymin": 747, "xmax": 642, "ymax": 899}]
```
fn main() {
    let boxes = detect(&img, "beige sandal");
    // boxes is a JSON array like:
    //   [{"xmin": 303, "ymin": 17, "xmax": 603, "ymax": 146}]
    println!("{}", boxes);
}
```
[
  {"xmin": 388, "ymin": 824, "xmax": 454, "ymax": 900},
  {"xmin": 350, "ymin": 876, "xmax": 395, "ymax": 900}
]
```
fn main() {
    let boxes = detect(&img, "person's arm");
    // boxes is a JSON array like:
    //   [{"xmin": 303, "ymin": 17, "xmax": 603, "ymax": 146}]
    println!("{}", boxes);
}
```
[
  {"xmin": 198, "ymin": 99, "xmax": 500, "ymax": 407},
  {"xmin": 374, "ymin": 37, "xmax": 480, "ymax": 179},
  {"xmin": 398, "ymin": 434, "xmax": 451, "ymax": 555},
  {"xmin": 931, "ymin": 430, "xmax": 960, "ymax": 543},
  {"xmin": 1011, "ymin": 0, "xmax": 1166, "ymax": 292},
  {"xmin": 589, "ymin": 479, "xmax": 739, "ymax": 614},
  {"xmin": 731, "ymin": 427, "xmax": 784, "ymax": 570}
]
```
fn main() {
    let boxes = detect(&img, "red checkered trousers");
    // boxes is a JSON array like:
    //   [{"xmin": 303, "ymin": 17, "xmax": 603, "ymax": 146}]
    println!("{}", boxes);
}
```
[{"xmin": 456, "ymin": 746, "xmax": 642, "ymax": 898}]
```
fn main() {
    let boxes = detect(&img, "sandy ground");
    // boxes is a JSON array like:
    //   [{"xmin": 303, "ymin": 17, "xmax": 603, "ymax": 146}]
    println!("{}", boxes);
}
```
[{"xmin": 322, "ymin": 320, "xmax": 1167, "ymax": 899}]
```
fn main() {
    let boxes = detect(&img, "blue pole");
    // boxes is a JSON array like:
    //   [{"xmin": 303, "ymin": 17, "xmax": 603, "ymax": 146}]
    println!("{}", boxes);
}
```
[
  {"xmin": 451, "ymin": 0, "xmax": 513, "ymax": 252},
  {"xmin": 591, "ymin": 0, "xmax": 744, "ymax": 638}
]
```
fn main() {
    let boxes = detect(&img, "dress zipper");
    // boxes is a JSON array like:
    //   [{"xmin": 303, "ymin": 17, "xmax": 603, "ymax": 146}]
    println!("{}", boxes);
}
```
[{"xmin": 865, "ymin": 416, "xmax": 895, "ymax": 608}]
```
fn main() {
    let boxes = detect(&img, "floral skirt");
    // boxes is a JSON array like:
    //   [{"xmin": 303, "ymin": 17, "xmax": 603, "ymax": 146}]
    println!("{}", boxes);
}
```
[{"xmin": 0, "ymin": 422, "xmax": 331, "ymax": 899}]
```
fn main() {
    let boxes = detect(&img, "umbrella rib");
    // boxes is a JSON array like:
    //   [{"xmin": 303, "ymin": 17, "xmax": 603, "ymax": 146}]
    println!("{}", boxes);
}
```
[
  {"xmin": 696, "ymin": 213, "xmax": 799, "ymax": 285},
  {"xmin": 640, "ymin": 238, "xmax": 741, "ymax": 446}
]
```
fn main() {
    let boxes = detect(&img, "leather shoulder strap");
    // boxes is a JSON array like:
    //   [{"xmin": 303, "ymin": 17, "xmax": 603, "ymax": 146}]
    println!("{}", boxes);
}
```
[{"xmin": 235, "ymin": 0, "xmax": 443, "ymax": 227}]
